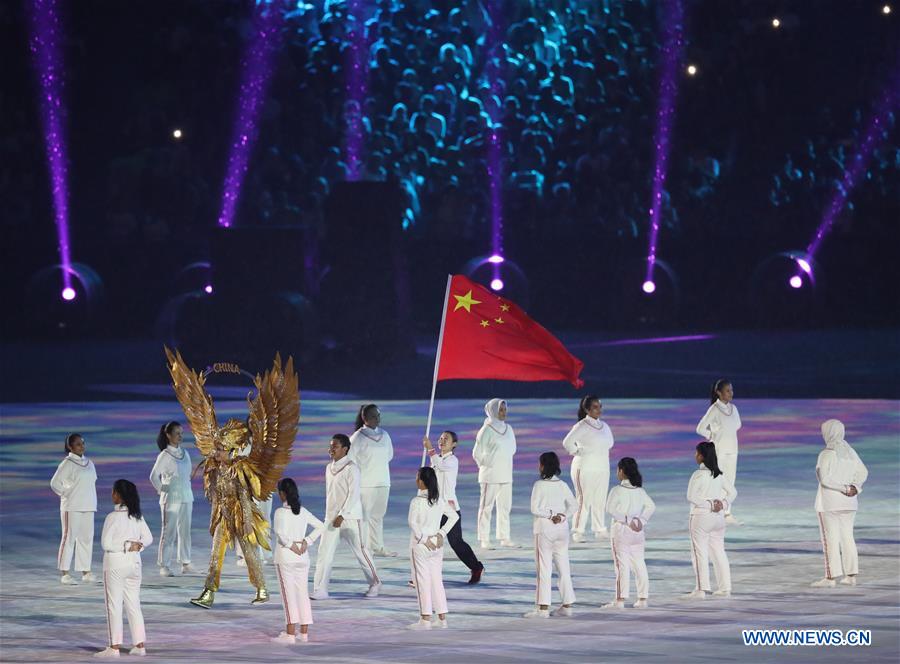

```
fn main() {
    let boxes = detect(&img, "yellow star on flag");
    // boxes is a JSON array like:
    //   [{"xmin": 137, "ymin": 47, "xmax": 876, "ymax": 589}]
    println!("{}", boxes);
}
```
[
  {"xmin": 453, "ymin": 290, "xmax": 482, "ymax": 313},
  {"xmin": 480, "ymin": 320, "xmax": 490, "ymax": 328},
  {"xmin": 500, "ymin": 303, "xmax": 510, "ymax": 312},
  {"xmin": 494, "ymin": 317, "xmax": 505, "ymax": 324}
]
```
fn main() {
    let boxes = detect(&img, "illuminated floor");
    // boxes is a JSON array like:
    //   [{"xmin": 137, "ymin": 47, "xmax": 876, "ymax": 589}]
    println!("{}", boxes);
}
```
[{"xmin": 1, "ymin": 398, "xmax": 898, "ymax": 661}]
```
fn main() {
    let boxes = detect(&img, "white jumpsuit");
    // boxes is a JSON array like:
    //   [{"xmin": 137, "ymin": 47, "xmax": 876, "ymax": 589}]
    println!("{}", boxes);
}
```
[
  {"xmin": 606, "ymin": 480, "xmax": 655, "ymax": 600},
  {"xmin": 408, "ymin": 492, "xmax": 458, "ymax": 616},
  {"xmin": 696, "ymin": 400, "xmax": 741, "ymax": 502},
  {"xmin": 562, "ymin": 416, "xmax": 614, "ymax": 534},
  {"xmin": 50, "ymin": 453, "xmax": 98, "ymax": 573},
  {"xmin": 687, "ymin": 464, "xmax": 737, "ymax": 592},
  {"xmin": 350, "ymin": 426, "xmax": 394, "ymax": 554},
  {"xmin": 273, "ymin": 505, "xmax": 324, "ymax": 625},
  {"xmin": 473, "ymin": 401, "xmax": 516, "ymax": 544},
  {"xmin": 149, "ymin": 445, "xmax": 193, "ymax": 570},
  {"xmin": 530, "ymin": 477, "xmax": 577, "ymax": 607}
]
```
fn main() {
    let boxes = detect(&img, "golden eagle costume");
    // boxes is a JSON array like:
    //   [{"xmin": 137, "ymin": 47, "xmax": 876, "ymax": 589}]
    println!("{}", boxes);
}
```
[{"xmin": 165, "ymin": 347, "xmax": 300, "ymax": 608}]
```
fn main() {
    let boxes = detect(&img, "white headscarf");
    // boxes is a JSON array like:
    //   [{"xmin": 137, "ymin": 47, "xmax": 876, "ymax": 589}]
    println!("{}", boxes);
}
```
[
  {"xmin": 821, "ymin": 419, "xmax": 853, "ymax": 461},
  {"xmin": 483, "ymin": 398, "xmax": 508, "ymax": 434}
]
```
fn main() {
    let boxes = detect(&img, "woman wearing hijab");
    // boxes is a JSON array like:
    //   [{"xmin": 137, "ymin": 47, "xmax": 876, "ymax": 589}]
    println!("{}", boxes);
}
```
[
  {"xmin": 473, "ymin": 399, "xmax": 517, "ymax": 549},
  {"xmin": 812, "ymin": 419, "xmax": 868, "ymax": 588}
]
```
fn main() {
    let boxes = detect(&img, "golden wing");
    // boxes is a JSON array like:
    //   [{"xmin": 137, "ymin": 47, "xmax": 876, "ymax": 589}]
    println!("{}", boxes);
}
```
[
  {"xmin": 164, "ymin": 346, "xmax": 219, "ymax": 457},
  {"xmin": 245, "ymin": 353, "xmax": 300, "ymax": 501}
]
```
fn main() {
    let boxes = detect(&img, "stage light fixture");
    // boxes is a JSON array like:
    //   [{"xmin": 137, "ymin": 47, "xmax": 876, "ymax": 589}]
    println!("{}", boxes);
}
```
[
  {"xmin": 488, "ymin": 254, "xmax": 504, "ymax": 264},
  {"xmin": 883, "ymin": 5, "xmax": 892, "ymax": 15},
  {"xmin": 795, "ymin": 257, "xmax": 812, "ymax": 274},
  {"xmin": 61, "ymin": 286, "xmax": 76, "ymax": 301},
  {"xmin": 686, "ymin": 64, "xmax": 697, "ymax": 76},
  {"xmin": 204, "ymin": 284, "xmax": 213, "ymax": 294},
  {"xmin": 772, "ymin": 17, "xmax": 781, "ymax": 28},
  {"xmin": 789, "ymin": 275, "xmax": 803, "ymax": 289},
  {"xmin": 642, "ymin": 280, "xmax": 657, "ymax": 294},
  {"xmin": 490, "ymin": 278, "xmax": 504, "ymax": 291},
  {"xmin": 173, "ymin": 128, "xmax": 183, "ymax": 139}
]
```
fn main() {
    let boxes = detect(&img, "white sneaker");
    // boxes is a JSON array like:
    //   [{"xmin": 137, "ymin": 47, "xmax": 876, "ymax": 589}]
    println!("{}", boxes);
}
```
[
  {"xmin": 61, "ymin": 573, "xmax": 78, "ymax": 585},
  {"xmin": 435, "ymin": 617, "xmax": 449, "ymax": 629},
  {"xmin": 633, "ymin": 599, "xmax": 648, "ymax": 608},
  {"xmin": 310, "ymin": 590, "xmax": 330, "ymax": 600},
  {"xmin": 602, "ymin": 600, "xmax": 625, "ymax": 609},
  {"xmin": 712, "ymin": 589, "xmax": 731, "ymax": 597},
  {"xmin": 236, "ymin": 558, "xmax": 247, "ymax": 567},
  {"xmin": 181, "ymin": 563, "xmax": 197, "ymax": 574},
  {"xmin": 683, "ymin": 590, "xmax": 707, "ymax": 599},
  {"xmin": 594, "ymin": 528, "xmax": 609, "ymax": 540},
  {"xmin": 365, "ymin": 582, "xmax": 382, "ymax": 597},
  {"xmin": 840, "ymin": 576, "xmax": 857, "ymax": 586},
  {"xmin": 93, "ymin": 647, "xmax": 120, "ymax": 658},
  {"xmin": 159, "ymin": 567, "xmax": 173, "ymax": 577},
  {"xmin": 552, "ymin": 605, "xmax": 573, "ymax": 617},
  {"xmin": 810, "ymin": 578, "xmax": 836, "ymax": 588},
  {"xmin": 571, "ymin": 532, "xmax": 586, "ymax": 543},
  {"xmin": 407, "ymin": 580, "xmax": 416, "ymax": 588},
  {"xmin": 523, "ymin": 608, "xmax": 550, "ymax": 618},
  {"xmin": 724, "ymin": 514, "xmax": 741, "ymax": 525},
  {"xmin": 271, "ymin": 632, "xmax": 296, "ymax": 644},
  {"xmin": 479, "ymin": 541, "xmax": 495, "ymax": 550},
  {"xmin": 81, "ymin": 572, "xmax": 98, "ymax": 583},
  {"xmin": 373, "ymin": 548, "xmax": 398, "ymax": 558},
  {"xmin": 407, "ymin": 618, "xmax": 432, "ymax": 630},
  {"xmin": 298, "ymin": 633, "xmax": 309, "ymax": 643},
  {"xmin": 499, "ymin": 540, "xmax": 519, "ymax": 548},
  {"xmin": 129, "ymin": 646, "xmax": 146, "ymax": 656}
]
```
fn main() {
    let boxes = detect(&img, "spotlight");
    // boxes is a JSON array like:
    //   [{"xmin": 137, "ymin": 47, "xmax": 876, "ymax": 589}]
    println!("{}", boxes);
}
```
[
  {"xmin": 789, "ymin": 275, "xmax": 803, "ymax": 289},
  {"xmin": 204, "ymin": 284, "xmax": 213, "ymax": 294},
  {"xmin": 686, "ymin": 64, "xmax": 697, "ymax": 76},
  {"xmin": 488, "ymin": 254, "xmax": 504, "ymax": 264},
  {"xmin": 61, "ymin": 286, "xmax": 76, "ymax": 301},
  {"xmin": 642, "ymin": 280, "xmax": 656, "ymax": 294},
  {"xmin": 490, "ymin": 278, "xmax": 504, "ymax": 291},
  {"xmin": 172, "ymin": 128, "xmax": 183, "ymax": 139},
  {"xmin": 883, "ymin": 5, "xmax": 892, "ymax": 15},
  {"xmin": 795, "ymin": 257, "xmax": 812, "ymax": 274},
  {"xmin": 771, "ymin": 17, "xmax": 781, "ymax": 28}
]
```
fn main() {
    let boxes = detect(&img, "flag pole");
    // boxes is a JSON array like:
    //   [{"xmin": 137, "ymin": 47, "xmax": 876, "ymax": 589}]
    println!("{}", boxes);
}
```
[{"xmin": 422, "ymin": 274, "xmax": 453, "ymax": 466}]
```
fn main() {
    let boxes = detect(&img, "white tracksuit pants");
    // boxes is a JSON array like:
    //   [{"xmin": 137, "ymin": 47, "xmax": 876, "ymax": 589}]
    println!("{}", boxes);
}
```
[
  {"xmin": 718, "ymin": 453, "xmax": 738, "ymax": 506},
  {"xmin": 58, "ymin": 510, "xmax": 94, "ymax": 572},
  {"xmin": 157, "ymin": 502, "xmax": 192, "ymax": 569},
  {"xmin": 313, "ymin": 519, "xmax": 379, "ymax": 594},
  {"xmin": 689, "ymin": 512, "xmax": 731, "ymax": 592},
  {"xmin": 361, "ymin": 486, "xmax": 390, "ymax": 552},
  {"xmin": 533, "ymin": 522, "xmax": 576, "ymax": 607},
  {"xmin": 275, "ymin": 562, "xmax": 313, "ymax": 625},
  {"xmin": 103, "ymin": 562, "xmax": 145, "ymax": 646},
  {"xmin": 610, "ymin": 522, "xmax": 649, "ymax": 599},
  {"xmin": 477, "ymin": 482, "xmax": 512, "ymax": 543},
  {"xmin": 817, "ymin": 510, "xmax": 858, "ymax": 578},
  {"xmin": 410, "ymin": 543, "xmax": 447, "ymax": 616},
  {"xmin": 571, "ymin": 466, "xmax": 609, "ymax": 533}
]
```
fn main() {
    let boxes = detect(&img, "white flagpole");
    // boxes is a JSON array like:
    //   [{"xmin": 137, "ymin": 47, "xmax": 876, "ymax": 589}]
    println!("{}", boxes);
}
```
[{"xmin": 421, "ymin": 274, "xmax": 453, "ymax": 466}]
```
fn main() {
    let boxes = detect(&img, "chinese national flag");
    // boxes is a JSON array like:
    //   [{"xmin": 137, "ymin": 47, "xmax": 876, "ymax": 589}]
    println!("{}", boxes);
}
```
[{"xmin": 435, "ymin": 274, "xmax": 584, "ymax": 388}]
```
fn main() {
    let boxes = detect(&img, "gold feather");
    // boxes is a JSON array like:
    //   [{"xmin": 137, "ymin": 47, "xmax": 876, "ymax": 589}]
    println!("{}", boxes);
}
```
[{"xmin": 164, "ymin": 346, "xmax": 219, "ymax": 458}]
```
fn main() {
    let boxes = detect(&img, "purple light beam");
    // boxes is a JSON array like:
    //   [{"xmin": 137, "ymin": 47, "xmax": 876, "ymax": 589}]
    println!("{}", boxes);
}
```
[
  {"xmin": 217, "ymin": 2, "xmax": 283, "ymax": 228},
  {"xmin": 485, "ymin": 1, "xmax": 506, "ymax": 285},
  {"xmin": 805, "ymin": 68, "xmax": 900, "ymax": 259},
  {"xmin": 27, "ymin": 0, "xmax": 73, "ymax": 295},
  {"xmin": 644, "ymin": 0, "xmax": 685, "ymax": 291},
  {"xmin": 344, "ymin": 0, "xmax": 368, "ymax": 181}
]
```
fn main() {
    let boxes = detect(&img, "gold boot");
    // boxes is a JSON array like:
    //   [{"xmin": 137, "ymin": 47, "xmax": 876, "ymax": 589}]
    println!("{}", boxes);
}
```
[
  {"xmin": 251, "ymin": 586, "xmax": 269, "ymax": 605},
  {"xmin": 190, "ymin": 587, "xmax": 215, "ymax": 609}
]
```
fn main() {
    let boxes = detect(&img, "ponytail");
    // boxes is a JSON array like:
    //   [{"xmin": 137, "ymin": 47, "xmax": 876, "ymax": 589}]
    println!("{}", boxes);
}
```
[
  {"xmin": 277, "ymin": 477, "xmax": 302, "ymax": 515},
  {"xmin": 418, "ymin": 467, "xmax": 440, "ymax": 505},
  {"xmin": 355, "ymin": 404, "xmax": 378, "ymax": 431},
  {"xmin": 157, "ymin": 421, "xmax": 181, "ymax": 451},
  {"xmin": 113, "ymin": 479, "xmax": 142, "ymax": 519},
  {"xmin": 577, "ymin": 395, "xmax": 600, "ymax": 421},
  {"xmin": 617, "ymin": 457, "xmax": 643, "ymax": 487},
  {"xmin": 709, "ymin": 379, "xmax": 730, "ymax": 405},
  {"xmin": 696, "ymin": 441, "xmax": 723, "ymax": 478}
]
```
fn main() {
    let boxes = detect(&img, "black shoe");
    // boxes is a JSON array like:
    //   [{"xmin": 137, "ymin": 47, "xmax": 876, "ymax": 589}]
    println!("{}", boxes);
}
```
[{"xmin": 468, "ymin": 566, "xmax": 484, "ymax": 585}]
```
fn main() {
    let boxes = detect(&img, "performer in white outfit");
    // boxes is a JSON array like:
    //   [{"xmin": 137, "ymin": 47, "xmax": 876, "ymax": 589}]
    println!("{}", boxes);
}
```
[
  {"xmin": 407, "ymin": 466, "xmax": 459, "ymax": 630},
  {"xmin": 51, "ymin": 433, "xmax": 98, "ymax": 585},
  {"xmin": 562, "ymin": 395, "xmax": 614, "ymax": 541},
  {"xmin": 473, "ymin": 398, "xmax": 517, "ymax": 549},
  {"xmin": 603, "ymin": 458, "xmax": 656, "ymax": 609},
  {"xmin": 94, "ymin": 479, "xmax": 153, "ymax": 658},
  {"xmin": 685, "ymin": 442, "xmax": 737, "ymax": 599},
  {"xmin": 149, "ymin": 421, "xmax": 194, "ymax": 577},
  {"xmin": 312, "ymin": 434, "xmax": 381, "ymax": 599},
  {"xmin": 270, "ymin": 478, "xmax": 325, "ymax": 644},
  {"xmin": 696, "ymin": 379, "xmax": 741, "ymax": 523},
  {"xmin": 811, "ymin": 419, "xmax": 869, "ymax": 588},
  {"xmin": 525, "ymin": 452, "xmax": 577, "ymax": 619},
  {"xmin": 350, "ymin": 404, "xmax": 396, "ymax": 557}
]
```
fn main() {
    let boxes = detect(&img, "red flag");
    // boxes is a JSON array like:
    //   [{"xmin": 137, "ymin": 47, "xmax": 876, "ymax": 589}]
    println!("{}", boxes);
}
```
[{"xmin": 435, "ymin": 275, "xmax": 584, "ymax": 388}]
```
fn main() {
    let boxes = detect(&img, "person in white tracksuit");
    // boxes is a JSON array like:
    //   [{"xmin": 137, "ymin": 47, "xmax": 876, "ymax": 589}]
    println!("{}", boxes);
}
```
[
  {"xmin": 696, "ymin": 379, "xmax": 741, "ymax": 524},
  {"xmin": 94, "ymin": 479, "xmax": 153, "ymax": 658},
  {"xmin": 811, "ymin": 419, "xmax": 869, "ymax": 588},
  {"xmin": 407, "ymin": 466, "xmax": 459, "ymax": 630},
  {"xmin": 562, "ymin": 395, "xmax": 614, "ymax": 542},
  {"xmin": 149, "ymin": 421, "xmax": 194, "ymax": 577},
  {"xmin": 350, "ymin": 404, "xmax": 396, "ymax": 557},
  {"xmin": 270, "ymin": 478, "xmax": 325, "ymax": 644},
  {"xmin": 685, "ymin": 442, "xmax": 737, "ymax": 599},
  {"xmin": 312, "ymin": 434, "xmax": 381, "ymax": 599},
  {"xmin": 524, "ymin": 452, "xmax": 577, "ymax": 619},
  {"xmin": 51, "ymin": 433, "xmax": 99, "ymax": 585},
  {"xmin": 603, "ymin": 457, "xmax": 655, "ymax": 609},
  {"xmin": 473, "ymin": 398, "xmax": 517, "ymax": 549}
]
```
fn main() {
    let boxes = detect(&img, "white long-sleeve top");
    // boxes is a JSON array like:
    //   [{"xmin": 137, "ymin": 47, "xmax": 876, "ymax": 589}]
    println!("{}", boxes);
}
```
[
  {"xmin": 325, "ymin": 456, "xmax": 363, "ymax": 521},
  {"xmin": 815, "ymin": 447, "xmax": 868, "ymax": 512},
  {"xmin": 428, "ymin": 450, "xmax": 459, "ymax": 508},
  {"xmin": 50, "ymin": 454, "xmax": 98, "ymax": 512},
  {"xmin": 100, "ymin": 505, "xmax": 153, "ymax": 570},
  {"xmin": 687, "ymin": 464, "xmax": 737, "ymax": 515},
  {"xmin": 562, "ymin": 417, "xmax": 614, "ymax": 471},
  {"xmin": 696, "ymin": 401, "xmax": 742, "ymax": 455},
  {"xmin": 149, "ymin": 446, "xmax": 194, "ymax": 505},
  {"xmin": 473, "ymin": 423, "xmax": 516, "ymax": 484},
  {"xmin": 407, "ymin": 490, "xmax": 459, "ymax": 548},
  {"xmin": 350, "ymin": 427, "xmax": 394, "ymax": 488},
  {"xmin": 530, "ymin": 476, "xmax": 578, "ymax": 534},
  {"xmin": 272, "ymin": 504, "xmax": 325, "ymax": 564},
  {"xmin": 607, "ymin": 480, "xmax": 656, "ymax": 526}
]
